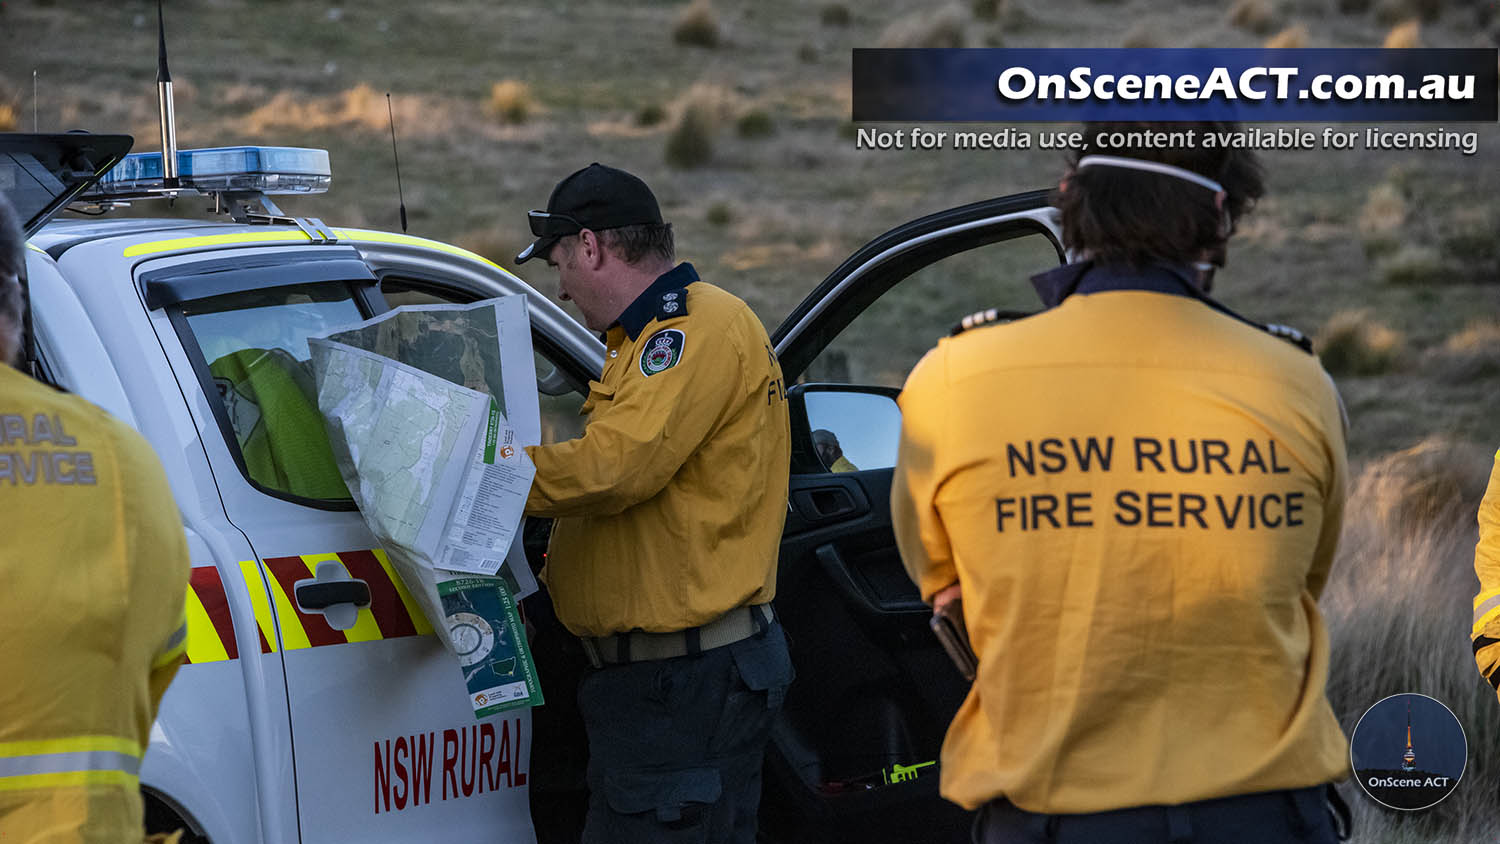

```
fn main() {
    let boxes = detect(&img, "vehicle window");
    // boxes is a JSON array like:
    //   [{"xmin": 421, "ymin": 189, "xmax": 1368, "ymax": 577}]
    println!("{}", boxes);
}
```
[
  {"xmin": 179, "ymin": 283, "xmax": 365, "ymax": 503},
  {"xmin": 380, "ymin": 277, "xmax": 587, "ymax": 445},
  {"xmin": 801, "ymin": 231, "xmax": 1061, "ymax": 388}
]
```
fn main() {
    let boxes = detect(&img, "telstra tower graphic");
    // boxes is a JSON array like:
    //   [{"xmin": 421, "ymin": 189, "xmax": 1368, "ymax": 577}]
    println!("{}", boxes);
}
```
[{"xmin": 1401, "ymin": 701, "xmax": 1417, "ymax": 772}]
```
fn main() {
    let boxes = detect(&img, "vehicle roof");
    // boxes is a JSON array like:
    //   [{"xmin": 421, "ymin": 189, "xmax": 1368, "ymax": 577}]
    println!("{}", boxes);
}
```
[{"xmin": 31, "ymin": 217, "xmax": 228, "ymax": 258}]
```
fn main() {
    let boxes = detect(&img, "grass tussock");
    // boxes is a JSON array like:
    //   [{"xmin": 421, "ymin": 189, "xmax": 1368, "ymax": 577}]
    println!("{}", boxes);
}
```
[
  {"xmin": 1423, "ymin": 321, "xmax": 1500, "ymax": 383},
  {"xmin": 635, "ymin": 103, "xmax": 667, "ymax": 127},
  {"xmin": 1321, "ymin": 442, "xmax": 1499, "ymax": 842},
  {"xmin": 0, "ymin": 104, "xmax": 16, "ymax": 132},
  {"xmin": 1380, "ymin": 245, "xmax": 1447, "ymax": 286},
  {"xmin": 706, "ymin": 202, "xmax": 734, "ymax": 226},
  {"xmin": 972, "ymin": 0, "xmax": 1003, "ymax": 19},
  {"xmin": 1337, "ymin": 0, "xmax": 1373, "ymax": 14},
  {"xmin": 1229, "ymin": 0, "xmax": 1280, "ymax": 33},
  {"xmin": 878, "ymin": 5, "xmax": 971, "ymax": 48},
  {"xmin": 736, "ymin": 109, "xmax": 774, "ymax": 138},
  {"xmin": 1263, "ymin": 23, "xmax": 1309, "ymax": 47},
  {"xmin": 673, "ymin": 1, "xmax": 721, "ymax": 48},
  {"xmin": 241, "ymin": 84, "xmax": 454, "ymax": 136},
  {"xmin": 820, "ymin": 4, "xmax": 851, "ymax": 25},
  {"xmin": 487, "ymin": 80, "xmax": 534, "ymax": 124},
  {"xmin": 1358, "ymin": 182, "xmax": 1407, "ymax": 259},
  {"xmin": 1317, "ymin": 309, "xmax": 1405, "ymax": 376},
  {"xmin": 1383, "ymin": 18, "xmax": 1423, "ymax": 46},
  {"xmin": 665, "ymin": 101, "xmax": 716, "ymax": 168}
]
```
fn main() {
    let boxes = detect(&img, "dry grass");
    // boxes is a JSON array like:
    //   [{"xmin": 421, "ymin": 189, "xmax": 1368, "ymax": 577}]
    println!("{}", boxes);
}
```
[
  {"xmin": 1383, "ymin": 18, "xmax": 1423, "ymax": 46},
  {"xmin": 1263, "ymin": 23, "xmax": 1309, "ymax": 46},
  {"xmin": 240, "ymin": 83, "xmax": 457, "ymax": 137},
  {"xmin": 487, "ymin": 80, "xmax": 535, "ymax": 125},
  {"xmin": 1317, "ymin": 309, "xmax": 1405, "ymax": 376},
  {"xmin": 1322, "ymin": 442, "xmax": 1500, "ymax": 842},
  {"xmin": 1122, "ymin": 24, "xmax": 1163, "ymax": 46},
  {"xmin": 1423, "ymin": 321, "xmax": 1500, "ymax": 384},
  {"xmin": 1229, "ymin": 0, "xmax": 1280, "ymax": 33},
  {"xmin": 0, "ymin": 104, "xmax": 16, "ymax": 132},
  {"xmin": 673, "ymin": 1, "xmax": 721, "ymax": 48},
  {"xmin": 878, "ymin": 5, "xmax": 971, "ymax": 47},
  {"xmin": 1359, "ymin": 183, "xmax": 1408, "ymax": 235}
]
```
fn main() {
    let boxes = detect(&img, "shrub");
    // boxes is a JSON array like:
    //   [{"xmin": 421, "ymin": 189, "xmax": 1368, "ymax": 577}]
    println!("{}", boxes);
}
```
[
  {"xmin": 673, "ymin": 1, "xmax": 721, "ymax": 48},
  {"xmin": 1316, "ymin": 309, "xmax": 1405, "ymax": 375},
  {"xmin": 487, "ymin": 80, "xmax": 534, "ymax": 124},
  {"xmin": 820, "ymin": 4, "xmax": 851, "ymax": 25},
  {"xmin": 972, "ymin": 0, "xmax": 1002, "ymax": 19},
  {"xmin": 635, "ymin": 103, "xmax": 667, "ymax": 127},
  {"xmin": 798, "ymin": 43, "xmax": 821, "ymax": 63},
  {"xmin": 1229, "ymin": 0, "xmax": 1279, "ymax": 33},
  {"xmin": 706, "ymin": 203, "xmax": 733, "ymax": 226},
  {"xmin": 664, "ymin": 102, "xmax": 715, "ymax": 168},
  {"xmin": 735, "ymin": 109, "xmax": 774, "ymax": 139}
]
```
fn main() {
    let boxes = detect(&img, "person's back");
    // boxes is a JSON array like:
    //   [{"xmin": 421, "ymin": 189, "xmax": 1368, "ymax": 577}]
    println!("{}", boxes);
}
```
[
  {"xmin": 898, "ymin": 268, "xmax": 1348, "ymax": 813},
  {"xmin": 0, "ymin": 360, "xmax": 190, "ymax": 840}
]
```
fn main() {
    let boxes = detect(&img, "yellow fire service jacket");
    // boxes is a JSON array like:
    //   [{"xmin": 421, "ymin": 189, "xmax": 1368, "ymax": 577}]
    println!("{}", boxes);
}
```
[
  {"xmin": 0, "ymin": 364, "xmax": 190, "ymax": 841},
  {"xmin": 525, "ymin": 263, "xmax": 791, "ymax": 638},
  {"xmin": 892, "ymin": 262, "xmax": 1349, "ymax": 815},
  {"xmin": 1472, "ymin": 449, "xmax": 1500, "ymax": 700}
]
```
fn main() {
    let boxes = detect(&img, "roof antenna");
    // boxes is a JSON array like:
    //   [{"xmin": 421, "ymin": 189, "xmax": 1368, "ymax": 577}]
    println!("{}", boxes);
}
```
[
  {"xmin": 156, "ymin": 0, "xmax": 179, "ymax": 190},
  {"xmin": 386, "ymin": 93, "xmax": 408, "ymax": 232},
  {"xmin": 32, "ymin": 71, "xmax": 37, "ymax": 132}
]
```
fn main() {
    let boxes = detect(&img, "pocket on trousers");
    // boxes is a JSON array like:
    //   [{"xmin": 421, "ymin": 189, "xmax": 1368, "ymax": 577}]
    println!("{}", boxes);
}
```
[
  {"xmin": 603, "ymin": 766, "xmax": 723, "ymax": 829},
  {"xmin": 728, "ymin": 623, "xmax": 794, "ymax": 709}
]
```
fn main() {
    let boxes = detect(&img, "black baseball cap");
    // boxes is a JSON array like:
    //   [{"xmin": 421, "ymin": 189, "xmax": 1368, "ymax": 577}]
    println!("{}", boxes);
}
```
[{"xmin": 515, "ymin": 163, "xmax": 664, "ymax": 264}]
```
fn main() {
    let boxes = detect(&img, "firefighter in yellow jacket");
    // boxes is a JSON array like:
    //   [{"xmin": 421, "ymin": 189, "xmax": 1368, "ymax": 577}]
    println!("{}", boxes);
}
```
[
  {"xmin": 892, "ymin": 126, "xmax": 1350, "ymax": 843},
  {"xmin": 0, "ymin": 196, "xmax": 191, "ymax": 841},
  {"xmin": 516, "ymin": 164, "xmax": 792, "ymax": 844},
  {"xmin": 1472, "ymin": 448, "xmax": 1500, "ymax": 698}
]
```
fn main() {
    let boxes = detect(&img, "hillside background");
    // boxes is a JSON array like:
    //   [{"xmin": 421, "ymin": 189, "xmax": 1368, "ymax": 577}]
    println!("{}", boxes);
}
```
[{"xmin": 3, "ymin": 1, "xmax": 1498, "ymax": 841}]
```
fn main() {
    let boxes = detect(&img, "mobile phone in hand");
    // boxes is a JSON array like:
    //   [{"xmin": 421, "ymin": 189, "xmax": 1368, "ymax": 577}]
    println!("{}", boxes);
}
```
[{"xmin": 929, "ymin": 597, "xmax": 977, "ymax": 681}]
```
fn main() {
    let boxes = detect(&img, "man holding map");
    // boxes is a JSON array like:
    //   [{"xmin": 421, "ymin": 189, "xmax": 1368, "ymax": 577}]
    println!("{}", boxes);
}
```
[{"xmin": 516, "ymin": 163, "xmax": 793, "ymax": 844}]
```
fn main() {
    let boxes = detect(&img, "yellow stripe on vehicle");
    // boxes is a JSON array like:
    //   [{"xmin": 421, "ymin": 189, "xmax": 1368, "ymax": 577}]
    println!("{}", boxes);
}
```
[
  {"xmin": 25, "ymin": 243, "xmax": 46, "ymax": 254},
  {"xmin": 237, "ymin": 558, "xmax": 283, "ymax": 653},
  {"xmin": 374, "ymin": 548, "xmax": 433, "ymax": 635},
  {"xmin": 123, "ymin": 230, "xmax": 318, "ymax": 257},
  {"xmin": 332, "ymin": 229, "xmax": 503, "ymax": 271},
  {"xmin": 259, "ymin": 561, "xmax": 313, "ymax": 651},
  {"xmin": 0, "ymin": 737, "xmax": 141, "ymax": 760},
  {"xmin": 0, "ymin": 770, "xmax": 138, "ymax": 792},
  {"xmin": 300, "ymin": 553, "xmax": 384, "ymax": 644},
  {"xmin": 183, "ymin": 587, "xmax": 231, "ymax": 664}
]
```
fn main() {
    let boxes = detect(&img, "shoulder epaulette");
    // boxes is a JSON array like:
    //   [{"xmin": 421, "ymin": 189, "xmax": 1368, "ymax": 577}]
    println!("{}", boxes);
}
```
[
  {"xmin": 1262, "ymin": 322, "xmax": 1313, "ymax": 354},
  {"xmin": 950, "ymin": 308, "xmax": 1033, "ymax": 336},
  {"xmin": 655, "ymin": 287, "xmax": 689, "ymax": 321}
]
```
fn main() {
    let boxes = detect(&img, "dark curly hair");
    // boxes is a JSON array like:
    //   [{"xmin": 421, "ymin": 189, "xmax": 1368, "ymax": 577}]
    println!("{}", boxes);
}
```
[{"xmin": 1055, "ymin": 122, "xmax": 1265, "ymax": 269}]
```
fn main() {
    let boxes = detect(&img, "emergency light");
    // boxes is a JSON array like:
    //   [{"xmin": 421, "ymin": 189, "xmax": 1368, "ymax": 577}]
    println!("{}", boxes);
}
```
[{"xmin": 88, "ymin": 146, "xmax": 332, "ymax": 196}]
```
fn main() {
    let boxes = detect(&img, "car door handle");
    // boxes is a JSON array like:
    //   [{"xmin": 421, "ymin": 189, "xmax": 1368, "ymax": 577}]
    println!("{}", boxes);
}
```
[
  {"xmin": 791, "ymin": 486, "xmax": 862, "ymax": 522},
  {"xmin": 295, "ymin": 580, "xmax": 371, "ymax": 610},
  {"xmin": 293, "ymin": 560, "xmax": 371, "ymax": 631}
]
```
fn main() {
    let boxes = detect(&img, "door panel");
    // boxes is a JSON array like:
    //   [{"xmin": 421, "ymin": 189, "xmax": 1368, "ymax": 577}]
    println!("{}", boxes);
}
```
[{"xmin": 761, "ymin": 192, "xmax": 1062, "ymax": 841}]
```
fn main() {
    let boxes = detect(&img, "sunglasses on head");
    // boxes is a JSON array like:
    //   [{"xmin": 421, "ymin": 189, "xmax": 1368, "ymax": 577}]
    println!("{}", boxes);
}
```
[{"xmin": 528, "ymin": 209, "xmax": 585, "ymax": 238}]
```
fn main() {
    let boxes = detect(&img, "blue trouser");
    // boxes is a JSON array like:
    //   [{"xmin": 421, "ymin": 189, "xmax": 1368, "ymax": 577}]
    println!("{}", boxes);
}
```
[
  {"xmin": 576, "ymin": 621, "xmax": 794, "ymax": 844},
  {"xmin": 974, "ymin": 786, "xmax": 1345, "ymax": 844}
]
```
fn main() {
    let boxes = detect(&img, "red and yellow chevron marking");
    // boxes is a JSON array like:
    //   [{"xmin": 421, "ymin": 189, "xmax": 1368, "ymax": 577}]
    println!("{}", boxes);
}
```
[{"xmin": 182, "ymin": 550, "xmax": 433, "ymax": 663}]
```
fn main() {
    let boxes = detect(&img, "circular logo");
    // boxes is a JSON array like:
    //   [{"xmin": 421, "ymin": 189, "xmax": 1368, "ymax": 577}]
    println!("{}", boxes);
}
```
[
  {"xmin": 1350, "ymin": 693, "xmax": 1466, "ymax": 811},
  {"xmin": 449, "ymin": 612, "xmax": 495, "ymax": 668}
]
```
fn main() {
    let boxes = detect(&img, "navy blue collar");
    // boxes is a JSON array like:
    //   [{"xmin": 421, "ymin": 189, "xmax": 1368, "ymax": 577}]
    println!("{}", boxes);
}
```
[
  {"xmin": 1029, "ymin": 260, "xmax": 1201, "ymax": 309},
  {"xmin": 613, "ymin": 262, "xmax": 699, "ymax": 340}
]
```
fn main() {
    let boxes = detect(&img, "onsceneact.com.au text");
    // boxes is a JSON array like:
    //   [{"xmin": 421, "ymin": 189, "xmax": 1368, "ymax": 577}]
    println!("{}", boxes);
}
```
[{"xmin": 996, "ymin": 66, "xmax": 1478, "ymax": 103}]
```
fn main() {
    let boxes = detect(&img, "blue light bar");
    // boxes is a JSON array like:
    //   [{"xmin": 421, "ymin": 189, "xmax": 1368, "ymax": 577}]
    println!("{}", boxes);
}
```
[{"xmin": 88, "ymin": 146, "xmax": 332, "ymax": 195}]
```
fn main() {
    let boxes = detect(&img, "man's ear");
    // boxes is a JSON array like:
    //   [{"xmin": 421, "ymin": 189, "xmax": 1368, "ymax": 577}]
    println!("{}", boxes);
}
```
[{"xmin": 577, "ymin": 229, "xmax": 606, "ymax": 271}]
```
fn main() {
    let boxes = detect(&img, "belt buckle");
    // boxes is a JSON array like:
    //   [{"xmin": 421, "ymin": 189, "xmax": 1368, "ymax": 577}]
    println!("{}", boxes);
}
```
[{"xmin": 580, "ymin": 637, "xmax": 603, "ymax": 669}]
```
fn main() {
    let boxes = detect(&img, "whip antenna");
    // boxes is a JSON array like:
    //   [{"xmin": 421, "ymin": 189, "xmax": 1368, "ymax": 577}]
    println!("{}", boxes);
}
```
[
  {"xmin": 156, "ymin": 0, "xmax": 179, "ymax": 189},
  {"xmin": 386, "ymin": 93, "xmax": 408, "ymax": 232}
]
